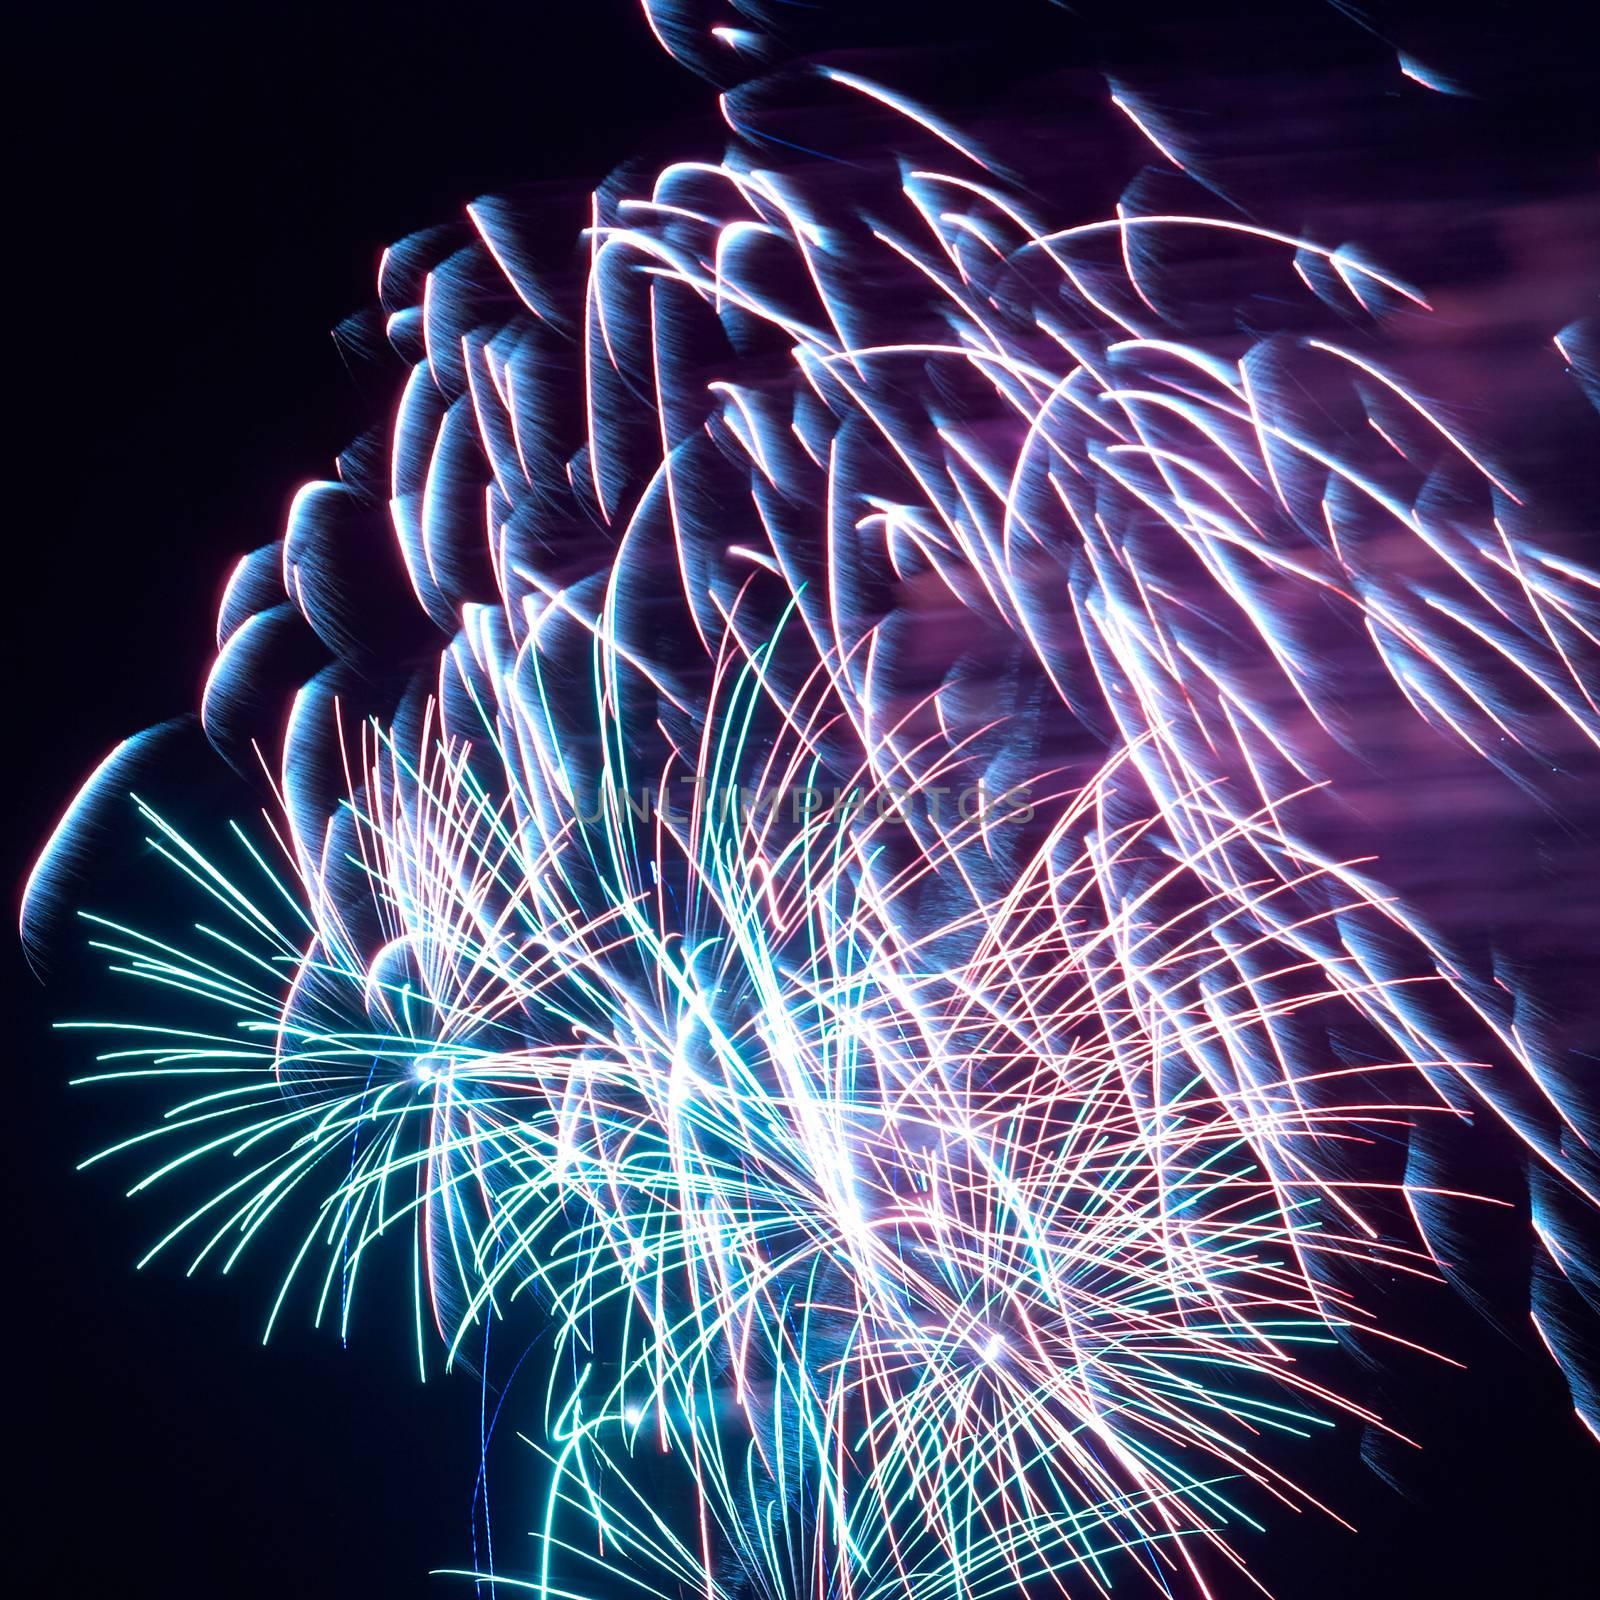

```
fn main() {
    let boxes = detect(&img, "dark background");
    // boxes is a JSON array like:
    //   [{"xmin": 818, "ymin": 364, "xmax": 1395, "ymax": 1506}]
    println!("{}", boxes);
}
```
[{"xmin": 6, "ymin": 2, "xmax": 1597, "ymax": 1596}]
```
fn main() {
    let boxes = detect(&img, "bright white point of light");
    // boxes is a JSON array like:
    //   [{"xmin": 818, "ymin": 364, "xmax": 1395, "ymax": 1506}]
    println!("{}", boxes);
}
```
[
  {"xmin": 415, "ymin": 1054, "xmax": 450, "ymax": 1083},
  {"xmin": 624, "ymin": 1406, "xmax": 643, "ymax": 1425},
  {"xmin": 983, "ymin": 1334, "xmax": 1006, "ymax": 1362}
]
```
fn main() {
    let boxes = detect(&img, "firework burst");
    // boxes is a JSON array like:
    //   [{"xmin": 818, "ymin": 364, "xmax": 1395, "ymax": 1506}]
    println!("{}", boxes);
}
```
[{"xmin": 25, "ymin": 4, "xmax": 1598, "ymax": 1596}]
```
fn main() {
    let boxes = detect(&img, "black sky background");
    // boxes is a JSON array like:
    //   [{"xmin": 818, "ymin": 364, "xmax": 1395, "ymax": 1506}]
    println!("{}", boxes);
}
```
[{"xmin": 6, "ymin": 3, "xmax": 1598, "ymax": 1595}]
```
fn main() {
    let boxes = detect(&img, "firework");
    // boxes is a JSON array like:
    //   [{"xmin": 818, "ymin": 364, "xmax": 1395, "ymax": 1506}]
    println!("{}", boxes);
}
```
[{"xmin": 25, "ymin": 4, "xmax": 1598, "ymax": 1596}]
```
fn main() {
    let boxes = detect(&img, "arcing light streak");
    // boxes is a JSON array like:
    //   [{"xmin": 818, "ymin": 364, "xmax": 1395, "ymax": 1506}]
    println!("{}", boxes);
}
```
[{"xmin": 26, "ymin": 7, "xmax": 1598, "ymax": 1596}]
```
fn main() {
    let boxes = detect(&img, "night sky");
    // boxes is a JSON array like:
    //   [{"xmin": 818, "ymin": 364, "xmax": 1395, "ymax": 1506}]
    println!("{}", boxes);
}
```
[{"xmin": 8, "ymin": 3, "xmax": 1597, "ymax": 1594}]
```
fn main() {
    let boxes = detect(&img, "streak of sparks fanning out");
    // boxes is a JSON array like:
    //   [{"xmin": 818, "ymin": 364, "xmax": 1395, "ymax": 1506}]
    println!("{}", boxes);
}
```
[{"xmin": 23, "ymin": 5, "xmax": 1600, "ymax": 1598}]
